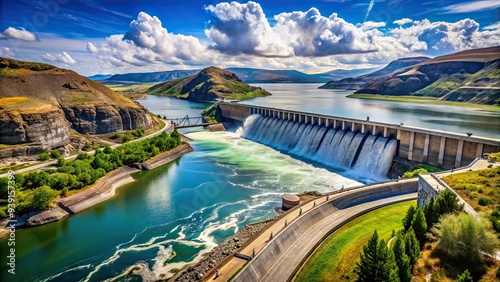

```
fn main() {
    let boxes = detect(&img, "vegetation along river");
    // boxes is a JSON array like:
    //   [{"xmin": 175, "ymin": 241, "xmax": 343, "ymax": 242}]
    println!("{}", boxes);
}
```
[{"xmin": 1, "ymin": 83, "xmax": 498, "ymax": 281}]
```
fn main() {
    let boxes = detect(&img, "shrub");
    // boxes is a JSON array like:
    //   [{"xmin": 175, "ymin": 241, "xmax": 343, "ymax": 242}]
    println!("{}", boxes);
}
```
[
  {"xmin": 456, "ymin": 269, "xmax": 473, "ymax": 282},
  {"xmin": 429, "ymin": 212, "xmax": 499, "ymax": 263},
  {"xmin": 134, "ymin": 128, "xmax": 145, "ymax": 137},
  {"xmin": 402, "ymin": 168, "xmax": 428, "ymax": 179},
  {"xmin": 110, "ymin": 133, "xmax": 122, "ymax": 140},
  {"xmin": 49, "ymin": 149, "xmax": 61, "ymax": 159},
  {"xmin": 32, "ymin": 185, "xmax": 58, "ymax": 210},
  {"xmin": 478, "ymin": 197, "xmax": 492, "ymax": 206},
  {"xmin": 39, "ymin": 152, "xmax": 50, "ymax": 161}
]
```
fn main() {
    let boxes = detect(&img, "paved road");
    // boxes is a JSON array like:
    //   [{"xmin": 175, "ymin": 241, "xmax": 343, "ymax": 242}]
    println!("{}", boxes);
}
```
[
  {"xmin": 260, "ymin": 194, "xmax": 416, "ymax": 282},
  {"xmin": 0, "ymin": 119, "xmax": 172, "ymax": 178}
]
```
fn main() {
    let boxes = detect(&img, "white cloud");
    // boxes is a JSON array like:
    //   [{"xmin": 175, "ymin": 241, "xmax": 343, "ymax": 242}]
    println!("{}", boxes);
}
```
[
  {"xmin": 483, "ymin": 21, "xmax": 500, "ymax": 30},
  {"xmin": 0, "ymin": 27, "xmax": 37, "ymax": 42},
  {"xmin": 393, "ymin": 18, "xmax": 413, "ymax": 26},
  {"xmin": 391, "ymin": 18, "xmax": 499, "ymax": 53},
  {"xmin": 41, "ymin": 51, "xmax": 77, "ymax": 65},
  {"xmin": 358, "ymin": 21, "xmax": 386, "ymax": 30},
  {"xmin": 443, "ymin": 0, "xmax": 500, "ymax": 13},
  {"xmin": 0, "ymin": 47, "xmax": 15, "ymax": 57},
  {"xmin": 86, "ymin": 42, "xmax": 99, "ymax": 53}
]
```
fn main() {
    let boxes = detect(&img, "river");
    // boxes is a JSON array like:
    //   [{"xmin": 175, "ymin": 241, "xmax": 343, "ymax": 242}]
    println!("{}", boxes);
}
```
[{"xmin": 1, "ymin": 83, "xmax": 499, "ymax": 281}]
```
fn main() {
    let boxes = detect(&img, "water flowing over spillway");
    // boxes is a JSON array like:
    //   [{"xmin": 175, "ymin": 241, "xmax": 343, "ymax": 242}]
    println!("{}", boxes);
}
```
[{"xmin": 239, "ymin": 115, "xmax": 398, "ymax": 180}]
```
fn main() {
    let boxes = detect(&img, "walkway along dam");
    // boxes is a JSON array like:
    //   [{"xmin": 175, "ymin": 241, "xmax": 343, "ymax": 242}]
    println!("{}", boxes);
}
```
[{"xmin": 218, "ymin": 102, "xmax": 500, "ymax": 172}]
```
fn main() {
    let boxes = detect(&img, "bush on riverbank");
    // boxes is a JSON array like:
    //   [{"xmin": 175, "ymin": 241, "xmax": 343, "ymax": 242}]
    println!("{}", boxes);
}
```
[{"xmin": 0, "ymin": 131, "xmax": 182, "ymax": 217}]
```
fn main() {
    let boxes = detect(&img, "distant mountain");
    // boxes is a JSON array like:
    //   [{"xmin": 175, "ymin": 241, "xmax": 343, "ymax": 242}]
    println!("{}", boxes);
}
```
[
  {"xmin": 106, "ymin": 70, "xmax": 199, "ymax": 83},
  {"xmin": 319, "ymin": 57, "xmax": 430, "ymax": 90},
  {"xmin": 147, "ymin": 66, "xmax": 271, "ymax": 101},
  {"xmin": 104, "ymin": 67, "xmax": 376, "ymax": 84},
  {"xmin": 87, "ymin": 74, "xmax": 113, "ymax": 80},
  {"xmin": 354, "ymin": 46, "xmax": 500, "ymax": 105}
]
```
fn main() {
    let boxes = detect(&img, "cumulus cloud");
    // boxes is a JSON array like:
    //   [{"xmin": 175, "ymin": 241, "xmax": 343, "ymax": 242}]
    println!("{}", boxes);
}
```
[
  {"xmin": 442, "ymin": 0, "xmax": 500, "ymax": 14},
  {"xmin": 205, "ymin": 3, "xmax": 380, "ymax": 57},
  {"xmin": 391, "ymin": 18, "xmax": 499, "ymax": 53},
  {"xmin": 358, "ymin": 21, "xmax": 386, "ymax": 30},
  {"xmin": 41, "ymin": 51, "xmax": 77, "ymax": 65},
  {"xmin": 0, "ymin": 27, "xmax": 37, "ymax": 41},
  {"xmin": 393, "ymin": 18, "xmax": 413, "ymax": 26},
  {"xmin": 86, "ymin": 42, "xmax": 99, "ymax": 53}
]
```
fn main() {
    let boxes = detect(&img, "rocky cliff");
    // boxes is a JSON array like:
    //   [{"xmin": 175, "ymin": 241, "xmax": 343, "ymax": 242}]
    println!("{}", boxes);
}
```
[
  {"xmin": 147, "ymin": 66, "xmax": 271, "ymax": 101},
  {"xmin": 0, "ymin": 57, "xmax": 153, "ymax": 153},
  {"xmin": 354, "ymin": 46, "xmax": 500, "ymax": 104}
]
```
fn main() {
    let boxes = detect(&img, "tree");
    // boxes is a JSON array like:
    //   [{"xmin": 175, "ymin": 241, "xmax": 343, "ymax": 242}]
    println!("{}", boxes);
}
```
[
  {"xmin": 424, "ymin": 197, "xmax": 440, "ymax": 229},
  {"xmin": 404, "ymin": 228, "xmax": 420, "ymax": 265},
  {"xmin": 39, "ymin": 152, "xmax": 50, "ymax": 161},
  {"xmin": 429, "ymin": 212, "xmax": 499, "ymax": 263},
  {"xmin": 436, "ymin": 188, "xmax": 462, "ymax": 216},
  {"xmin": 456, "ymin": 269, "xmax": 473, "ymax": 282},
  {"xmin": 402, "ymin": 206, "xmax": 415, "ymax": 232},
  {"xmin": 49, "ymin": 149, "xmax": 61, "ymax": 159},
  {"xmin": 354, "ymin": 230, "xmax": 400, "ymax": 282},
  {"xmin": 411, "ymin": 207, "xmax": 427, "ymax": 244},
  {"xmin": 32, "ymin": 185, "xmax": 58, "ymax": 210},
  {"xmin": 393, "ymin": 233, "xmax": 412, "ymax": 282}
]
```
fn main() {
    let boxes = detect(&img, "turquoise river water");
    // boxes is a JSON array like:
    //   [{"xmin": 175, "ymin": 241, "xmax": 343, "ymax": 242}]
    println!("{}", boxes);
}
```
[{"xmin": 1, "ymin": 84, "xmax": 499, "ymax": 281}]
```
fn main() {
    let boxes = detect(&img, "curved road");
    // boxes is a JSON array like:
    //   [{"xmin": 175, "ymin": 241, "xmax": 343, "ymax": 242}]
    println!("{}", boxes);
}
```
[{"xmin": 0, "ymin": 119, "xmax": 172, "ymax": 178}]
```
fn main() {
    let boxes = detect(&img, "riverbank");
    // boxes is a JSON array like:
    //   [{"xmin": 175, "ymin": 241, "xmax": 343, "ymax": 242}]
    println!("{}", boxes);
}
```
[
  {"xmin": 0, "ymin": 143, "xmax": 194, "ymax": 237},
  {"xmin": 347, "ymin": 94, "xmax": 500, "ymax": 112}
]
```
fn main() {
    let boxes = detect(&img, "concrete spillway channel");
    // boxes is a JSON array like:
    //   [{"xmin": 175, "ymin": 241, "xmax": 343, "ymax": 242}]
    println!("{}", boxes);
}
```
[{"xmin": 231, "ymin": 179, "xmax": 418, "ymax": 282}]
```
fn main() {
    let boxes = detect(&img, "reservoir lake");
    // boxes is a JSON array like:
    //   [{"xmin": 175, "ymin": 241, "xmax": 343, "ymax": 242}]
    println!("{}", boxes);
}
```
[{"xmin": 1, "ymin": 84, "xmax": 499, "ymax": 281}]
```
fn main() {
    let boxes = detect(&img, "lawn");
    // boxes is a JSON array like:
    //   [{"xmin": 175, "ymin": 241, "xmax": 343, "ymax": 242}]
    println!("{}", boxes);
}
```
[{"xmin": 294, "ymin": 200, "xmax": 415, "ymax": 282}]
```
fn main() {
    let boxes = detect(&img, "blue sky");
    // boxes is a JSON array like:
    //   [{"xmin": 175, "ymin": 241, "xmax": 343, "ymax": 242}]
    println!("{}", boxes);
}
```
[{"xmin": 0, "ymin": 0, "xmax": 499, "ymax": 75}]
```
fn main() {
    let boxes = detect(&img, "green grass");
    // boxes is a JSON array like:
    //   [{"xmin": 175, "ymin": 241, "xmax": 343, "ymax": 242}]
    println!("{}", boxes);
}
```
[
  {"xmin": 416, "ymin": 163, "xmax": 445, "ymax": 173},
  {"xmin": 0, "ymin": 163, "xmax": 31, "ymax": 174},
  {"xmin": 443, "ymin": 166, "xmax": 500, "ymax": 216},
  {"xmin": 294, "ymin": 200, "xmax": 415, "ymax": 282},
  {"xmin": 347, "ymin": 94, "xmax": 500, "ymax": 112}
]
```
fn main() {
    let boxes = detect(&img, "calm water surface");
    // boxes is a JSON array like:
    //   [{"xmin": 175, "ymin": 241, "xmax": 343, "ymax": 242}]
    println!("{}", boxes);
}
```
[{"xmin": 1, "ymin": 84, "xmax": 498, "ymax": 281}]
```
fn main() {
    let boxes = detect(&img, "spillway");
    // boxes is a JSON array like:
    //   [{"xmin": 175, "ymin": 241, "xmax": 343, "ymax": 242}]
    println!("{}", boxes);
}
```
[{"xmin": 240, "ymin": 115, "xmax": 398, "ymax": 180}]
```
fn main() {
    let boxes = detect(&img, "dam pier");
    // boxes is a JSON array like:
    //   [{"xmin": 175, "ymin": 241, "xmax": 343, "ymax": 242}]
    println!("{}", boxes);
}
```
[{"xmin": 219, "ymin": 102, "xmax": 500, "ymax": 169}]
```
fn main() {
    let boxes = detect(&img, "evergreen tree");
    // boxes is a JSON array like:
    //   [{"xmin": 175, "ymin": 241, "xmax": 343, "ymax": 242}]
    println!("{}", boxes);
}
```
[
  {"xmin": 402, "ymin": 206, "xmax": 415, "ymax": 232},
  {"xmin": 411, "ymin": 207, "xmax": 428, "ymax": 244},
  {"xmin": 424, "ymin": 197, "xmax": 440, "ymax": 230},
  {"xmin": 404, "ymin": 228, "xmax": 420, "ymax": 265},
  {"xmin": 354, "ymin": 230, "xmax": 400, "ymax": 282},
  {"xmin": 393, "ymin": 233, "xmax": 412, "ymax": 282},
  {"xmin": 436, "ymin": 188, "xmax": 462, "ymax": 215},
  {"xmin": 456, "ymin": 269, "xmax": 473, "ymax": 282}
]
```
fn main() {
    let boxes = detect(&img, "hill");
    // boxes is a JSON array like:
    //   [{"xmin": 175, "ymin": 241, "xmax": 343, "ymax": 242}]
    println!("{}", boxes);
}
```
[
  {"xmin": 103, "ymin": 67, "xmax": 376, "ymax": 84},
  {"xmin": 354, "ymin": 46, "xmax": 500, "ymax": 104},
  {"xmin": 147, "ymin": 66, "xmax": 271, "ymax": 101},
  {"xmin": 87, "ymin": 73, "xmax": 113, "ymax": 80},
  {"xmin": 319, "ymin": 57, "xmax": 430, "ymax": 90},
  {"xmin": 0, "ymin": 57, "xmax": 153, "ymax": 156},
  {"xmin": 106, "ymin": 70, "xmax": 199, "ymax": 83}
]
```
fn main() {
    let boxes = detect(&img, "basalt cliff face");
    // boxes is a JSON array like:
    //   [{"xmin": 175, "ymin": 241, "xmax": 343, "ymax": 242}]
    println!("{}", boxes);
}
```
[
  {"xmin": 0, "ymin": 58, "xmax": 153, "ymax": 153},
  {"xmin": 353, "ymin": 46, "xmax": 500, "ymax": 104},
  {"xmin": 147, "ymin": 66, "xmax": 271, "ymax": 101}
]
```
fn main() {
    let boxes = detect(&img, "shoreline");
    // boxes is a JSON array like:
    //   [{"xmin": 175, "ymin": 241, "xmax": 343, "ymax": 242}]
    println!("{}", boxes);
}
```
[
  {"xmin": 347, "ymin": 94, "xmax": 500, "ymax": 112},
  {"xmin": 0, "ymin": 143, "xmax": 194, "ymax": 237}
]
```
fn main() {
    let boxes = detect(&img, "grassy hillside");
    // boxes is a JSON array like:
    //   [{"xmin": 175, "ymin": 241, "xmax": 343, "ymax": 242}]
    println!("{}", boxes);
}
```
[{"xmin": 147, "ymin": 66, "xmax": 271, "ymax": 101}]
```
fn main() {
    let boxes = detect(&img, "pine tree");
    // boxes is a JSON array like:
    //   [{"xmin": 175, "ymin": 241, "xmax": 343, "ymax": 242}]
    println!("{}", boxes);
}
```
[
  {"xmin": 404, "ymin": 228, "xmax": 420, "ymax": 265},
  {"xmin": 436, "ymin": 188, "xmax": 462, "ymax": 215},
  {"xmin": 411, "ymin": 207, "xmax": 428, "ymax": 244},
  {"xmin": 402, "ymin": 206, "xmax": 415, "ymax": 232},
  {"xmin": 456, "ymin": 269, "xmax": 473, "ymax": 282},
  {"xmin": 424, "ymin": 197, "xmax": 440, "ymax": 229},
  {"xmin": 393, "ymin": 233, "xmax": 412, "ymax": 282},
  {"xmin": 354, "ymin": 230, "xmax": 400, "ymax": 282}
]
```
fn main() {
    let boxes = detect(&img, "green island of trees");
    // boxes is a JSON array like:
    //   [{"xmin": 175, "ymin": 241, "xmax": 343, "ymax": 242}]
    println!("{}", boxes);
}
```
[{"xmin": 0, "ymin": 130, "xmax": 181, "ymax": 217}]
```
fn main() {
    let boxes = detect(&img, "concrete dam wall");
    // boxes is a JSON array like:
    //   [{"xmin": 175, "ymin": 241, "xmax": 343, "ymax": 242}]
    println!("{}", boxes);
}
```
[
  {"xmin": 219, "ymin": 102, "xmax": 500, "ymax": 169},
  {"xmin": 240, "ymin": 115, "xmax": 397, "ymax": 179}
]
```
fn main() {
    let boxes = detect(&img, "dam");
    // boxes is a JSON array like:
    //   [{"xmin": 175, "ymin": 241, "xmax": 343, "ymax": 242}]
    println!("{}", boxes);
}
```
[{"xmin": 220, "ymin": 102, "xmax": 500, "ymax": 171}]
